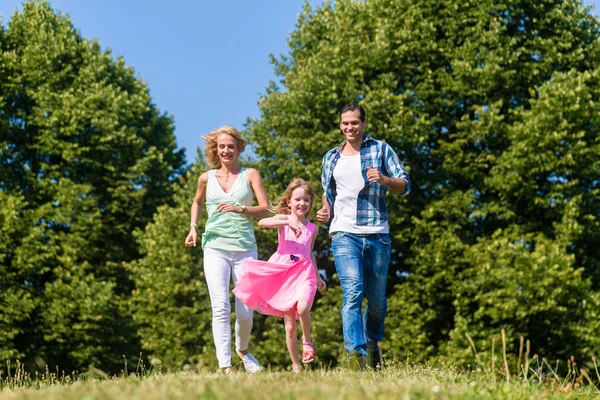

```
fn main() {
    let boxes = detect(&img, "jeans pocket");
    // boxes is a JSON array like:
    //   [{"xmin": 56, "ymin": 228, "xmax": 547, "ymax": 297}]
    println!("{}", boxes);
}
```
[
  {"xmin": 378, "ymin": 234, "xmax": 391, "ymax": 245},
  {"xmin": 332, "ymin": 231, "xmax": 347, "ymax": 241}
]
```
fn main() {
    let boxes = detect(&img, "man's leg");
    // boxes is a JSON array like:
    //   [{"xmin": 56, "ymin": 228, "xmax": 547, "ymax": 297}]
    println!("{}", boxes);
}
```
[
  {"xmin": 363, "ymin": 233, "xmax": 391, "ymax": 369},
  {"xmin": 332, "ymin": 232, "xmax": 367, "ymax": 363}
]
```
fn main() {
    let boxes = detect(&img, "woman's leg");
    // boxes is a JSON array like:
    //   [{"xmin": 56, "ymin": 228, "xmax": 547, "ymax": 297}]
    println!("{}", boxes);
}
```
[
  {"xmin": 203, "ymin": 248, "xmax": 233, "ymax": 370},
  {"xmin": 232, "ymin": 250, "xmax": 256, "ymax": 352},
  {"xmin": 232, "ymin": 250, "xmax": 262, "ymax": 373},
  {"xmin": 284, "ymin": 310, "xmax": 302, "ymax": 372}
]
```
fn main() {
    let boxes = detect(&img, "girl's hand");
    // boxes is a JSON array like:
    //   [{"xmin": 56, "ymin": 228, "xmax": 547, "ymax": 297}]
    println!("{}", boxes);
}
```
[
  {"xmin": 288, "ymin": 220, "xmax": 302, "ymax": 238},
  {"xmin": 185, "ymin": 229, "xmax": 197, "ymax": 247},
  {"xmin": 317, "ymin": 277, "xmax": 326, "ymax": 291}
]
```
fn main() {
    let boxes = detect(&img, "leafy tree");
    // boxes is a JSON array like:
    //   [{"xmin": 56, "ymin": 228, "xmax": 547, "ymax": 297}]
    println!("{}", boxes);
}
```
[
  {"xmin": 445, "ymin": 68, "xmax": 600, "ymax": 363},
  {"xmin": 0, "ymin": 1, "xmax": 184, "ymax": 372},
  {"xmin": 0, "ymin": 192, "xmax": 35, "ymax": 361},
  {"xmin": 247, "ymin": 0, "xmax": 600, "ymax": 365},
  {"xmin": 127, "ymin": 160, "xmax": 216, "ymax": 370}
]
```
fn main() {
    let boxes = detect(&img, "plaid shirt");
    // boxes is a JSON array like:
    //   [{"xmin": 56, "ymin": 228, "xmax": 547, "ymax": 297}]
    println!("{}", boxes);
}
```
[{"xmin": 321, "ymin": 135, "xmax": 411, "ymax": 226}]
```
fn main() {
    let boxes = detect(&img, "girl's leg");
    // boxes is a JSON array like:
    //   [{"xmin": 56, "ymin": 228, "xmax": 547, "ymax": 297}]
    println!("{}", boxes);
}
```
[
  {"xmin": 283, "ymin": 310, "xmax": 302, "ymax": 372},
  {"xmin": 297, "ymin": 301, "xmax": 315, "ymax": 363},
  {"xmin": 203, "ymin": 248, "xmax": 233, "ymax": 370},
  {"xmin": 297, "ymin": 301, "xmax": 313, "ymax": 343}
]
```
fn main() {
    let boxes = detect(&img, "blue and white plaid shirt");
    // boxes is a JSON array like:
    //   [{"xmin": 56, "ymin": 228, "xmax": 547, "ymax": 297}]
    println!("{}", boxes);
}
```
[{"xmin": 321, "ymin": 135, "xmax": 411, "ymax": 226}]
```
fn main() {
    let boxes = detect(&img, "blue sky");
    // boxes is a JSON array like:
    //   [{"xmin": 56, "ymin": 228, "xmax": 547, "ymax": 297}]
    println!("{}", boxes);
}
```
[{"xmin": 1, "ymin": 0, "xmax": 599, "ymax": 165}]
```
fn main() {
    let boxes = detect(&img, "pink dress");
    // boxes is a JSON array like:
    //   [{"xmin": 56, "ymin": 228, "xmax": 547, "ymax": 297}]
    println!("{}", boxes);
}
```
[{"xmin": 233, "ymin": 222, "xmax": 317, "ymax": 319}]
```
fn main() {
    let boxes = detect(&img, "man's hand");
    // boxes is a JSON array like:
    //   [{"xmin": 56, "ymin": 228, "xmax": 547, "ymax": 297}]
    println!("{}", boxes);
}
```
[
  {"xmin": 316, "ymin": 206, "xmax": 330, "ymax": 223},
  {"xmin": 367, "ymin": 167, "xmax": 387, "ymax": 185}
]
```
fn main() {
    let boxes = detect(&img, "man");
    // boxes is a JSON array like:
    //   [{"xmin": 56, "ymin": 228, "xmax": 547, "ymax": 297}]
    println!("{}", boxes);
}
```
[{"xmin": 316, "ymin": 103, "xmax": 411, "ymax": 370}]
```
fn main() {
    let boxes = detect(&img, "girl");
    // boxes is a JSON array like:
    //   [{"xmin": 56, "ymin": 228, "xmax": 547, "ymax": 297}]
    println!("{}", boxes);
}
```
[
  {"xmin": 233, "ymin": 178, "xmax": 327, "ymax": 373},
  {"xmin": 184, "ymin": 125, "xmax": 271, "ymax": 374}
]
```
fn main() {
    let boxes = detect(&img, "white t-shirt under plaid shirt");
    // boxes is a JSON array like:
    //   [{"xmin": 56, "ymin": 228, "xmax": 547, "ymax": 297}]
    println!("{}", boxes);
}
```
[{"xmin": 321, "ymin": 135, "xmax": 411, "ymax": 229}]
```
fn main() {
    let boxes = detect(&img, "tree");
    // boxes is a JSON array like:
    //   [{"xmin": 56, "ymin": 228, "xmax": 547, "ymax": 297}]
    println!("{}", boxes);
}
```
[
  {"xmin": 247, "ymin": 0, "xmax": 600, "ymax": 365},
  {"xmin": 0, "ymin": 1, "xmax": 184, "ymax": 372},
  {"xmin": 444, "ymin": 69, "xmax": 600, "ymax": 363},
  {"xmin": 127, "ymin": 160, "xmax": 215, "ymax": 370}
]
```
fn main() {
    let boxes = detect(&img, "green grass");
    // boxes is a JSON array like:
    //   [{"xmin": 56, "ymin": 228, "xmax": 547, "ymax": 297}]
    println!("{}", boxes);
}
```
[{"xmin": 2, "ymin": 362, "xmax": 600, "ymax": 400}]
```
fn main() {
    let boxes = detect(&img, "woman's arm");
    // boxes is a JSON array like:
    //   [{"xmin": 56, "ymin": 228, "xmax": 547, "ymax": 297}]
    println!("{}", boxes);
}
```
[
  {"xmin": 246, "ymin": 168, "xmax": 273, "ymax": 218},
  {"xmin": 185, "ymin": 172, "xmax": 208, "ymax": 247}
]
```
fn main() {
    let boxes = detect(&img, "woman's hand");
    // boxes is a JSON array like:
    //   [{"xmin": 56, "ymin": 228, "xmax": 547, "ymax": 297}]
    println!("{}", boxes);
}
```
[
  {"xmin": 217, "ymin": 202, "xmax": 243, "ymax": 214},
  {"xmin": 185, "ymin": 229, "xmax": 197, "ymax": 247}
]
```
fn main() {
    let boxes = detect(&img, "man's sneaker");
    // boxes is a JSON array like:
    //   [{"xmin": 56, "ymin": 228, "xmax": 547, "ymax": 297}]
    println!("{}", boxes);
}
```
[
  {"xmin": 237, "ymin": 350, "xmax": 262, "ymax": 373},
  {"xmin": 368, "ymin": 347, "xmax": 383, "ymax": 370},
  {"xmin": 348, "ymin": 350, "xmax": 367, "ymax": 371}
]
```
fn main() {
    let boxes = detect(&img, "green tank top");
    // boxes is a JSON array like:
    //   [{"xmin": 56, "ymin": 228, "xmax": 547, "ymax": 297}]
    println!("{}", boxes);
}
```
[{"xmin": 202, "ymin": 168, "xmax": 257, "ymax": 251}]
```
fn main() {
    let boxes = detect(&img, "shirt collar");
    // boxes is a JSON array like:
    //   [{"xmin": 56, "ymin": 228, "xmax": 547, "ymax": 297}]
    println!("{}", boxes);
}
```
[{"xmin": 333, "ymin": 134, "xmax": 374, "ymax": 154}]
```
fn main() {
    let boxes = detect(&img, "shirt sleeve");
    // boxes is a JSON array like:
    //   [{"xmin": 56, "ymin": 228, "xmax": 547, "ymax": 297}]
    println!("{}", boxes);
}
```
[
  {"xmin": 383, "ymin": 143, "xmax": 411, "ymax": 195},
  {"xmin": 321, "ymin": 154, "xmax": 329, "ymax": 194}
]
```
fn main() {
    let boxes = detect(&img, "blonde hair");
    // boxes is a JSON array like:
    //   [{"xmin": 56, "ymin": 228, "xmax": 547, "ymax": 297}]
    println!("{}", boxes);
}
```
[
  {"xmin": 274, "ymin": 178, "xmax": 316, "ymax": 216},
  {"xmin": 202, "ymin": 126, "xmax": 248, "ymax": 169}
]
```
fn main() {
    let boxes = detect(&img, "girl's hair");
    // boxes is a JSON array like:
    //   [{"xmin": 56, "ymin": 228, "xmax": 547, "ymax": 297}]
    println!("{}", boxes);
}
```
[
  {"xmin": 274, "ymin": 178, "xmax": 316, "ymax": 216},
  {"xmin": 202, "ymin": 126, "xmax": 248, "ymax": 169}
]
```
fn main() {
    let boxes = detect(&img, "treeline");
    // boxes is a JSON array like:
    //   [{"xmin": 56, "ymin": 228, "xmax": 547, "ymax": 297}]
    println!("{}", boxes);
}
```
[
  {"xmin": 1, "ymin": 0, "xmax": 600, "ymax": 374},
  {"xmin": 0, "ymin": 0, "xmax": 185, "ymax": 372}
]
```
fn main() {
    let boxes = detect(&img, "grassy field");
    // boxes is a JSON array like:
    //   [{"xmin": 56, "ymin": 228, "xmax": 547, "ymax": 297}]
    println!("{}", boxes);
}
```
[{"xmin": 1, "ymin": 362, "xmax": 599, "ymax": 400}]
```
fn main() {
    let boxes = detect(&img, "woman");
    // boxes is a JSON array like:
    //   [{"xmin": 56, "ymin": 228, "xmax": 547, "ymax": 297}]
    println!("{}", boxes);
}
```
[{"xmin": 185, "ymin": 126, "xmax": 271, "ymax": 374}]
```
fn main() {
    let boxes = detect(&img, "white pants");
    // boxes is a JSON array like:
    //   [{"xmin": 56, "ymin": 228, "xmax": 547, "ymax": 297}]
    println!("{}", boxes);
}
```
[{"xmin": 203, "ymin": 247, "xmax": 256, "ymax": 368}]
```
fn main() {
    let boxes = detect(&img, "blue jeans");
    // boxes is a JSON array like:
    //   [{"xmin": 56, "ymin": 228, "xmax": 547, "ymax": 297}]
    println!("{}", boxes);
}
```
[{"xmin": 331, "ymin": 232, "xmax": 391, "ymax": 357}]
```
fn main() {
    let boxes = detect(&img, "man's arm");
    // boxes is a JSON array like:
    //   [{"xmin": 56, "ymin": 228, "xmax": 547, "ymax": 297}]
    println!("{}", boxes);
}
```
[
  {"xmin": 317, "ymin": 152, "xmax": 334, "ymax": 222},
  {"xmin": 378, "ymin": 142, "xmax": 411, "ymax": 195},
  {"xmin": 380, "ymin": 174, "xmax": 406, "ymax": 194},
  {"xmin": 316, "ymin": 195, "xmax": 330, "ymax": 223}
]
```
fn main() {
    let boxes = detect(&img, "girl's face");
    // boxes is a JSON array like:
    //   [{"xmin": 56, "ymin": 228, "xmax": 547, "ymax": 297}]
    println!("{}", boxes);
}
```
[
  {"xmin": 216, "ymin": 133, "xmax": 239, "ymax": 166},
  {"xmin": 287, "ymin": 187, "xmax": 312, "ymax": 218}
]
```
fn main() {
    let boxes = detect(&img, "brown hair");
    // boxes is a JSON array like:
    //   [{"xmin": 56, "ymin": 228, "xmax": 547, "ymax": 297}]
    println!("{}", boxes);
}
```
[
  {"xmin": 202, "ymin": 126, "xmax": 248, "ymax": 169},
  {"xmin": 274, "ymin": 178, "xmax": 316, "ymax": 216},
  {"xmin": 339, "ymin": 103, "xmax": 366, "ymax": 122}
]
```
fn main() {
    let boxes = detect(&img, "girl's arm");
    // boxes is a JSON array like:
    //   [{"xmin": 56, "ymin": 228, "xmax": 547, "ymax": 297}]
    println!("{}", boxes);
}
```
[
  {"xmin": 259, "ymin": 214, "xmax": 302, "ymax": 237},
  {"xmin": 258, "ymin": 214, "xmax": 291, "ymax": 228},
  {"xmin": 310, "ymin": 225, "xmax": 326, "ymax": 291},
  {"xmin": 185, "ymin": 172, "xmax": 208, "ymax": 247}
]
